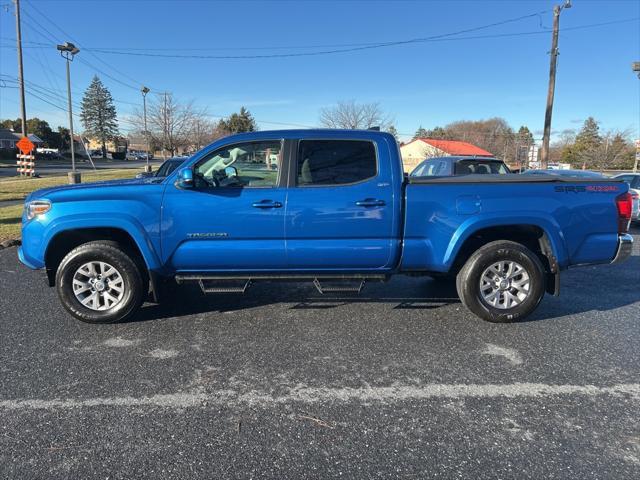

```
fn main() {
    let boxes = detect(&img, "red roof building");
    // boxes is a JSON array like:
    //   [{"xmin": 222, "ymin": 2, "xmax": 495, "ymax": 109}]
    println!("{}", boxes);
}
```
[{"xmin": 400, "ymin": 138, "xmax": 493, "ymax": 172}]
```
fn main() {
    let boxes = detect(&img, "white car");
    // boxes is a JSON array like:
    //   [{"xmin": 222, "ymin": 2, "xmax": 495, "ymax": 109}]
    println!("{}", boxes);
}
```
[{"xmin": 614, "ymin": 174, "xmax": 640, "ymax": 223}]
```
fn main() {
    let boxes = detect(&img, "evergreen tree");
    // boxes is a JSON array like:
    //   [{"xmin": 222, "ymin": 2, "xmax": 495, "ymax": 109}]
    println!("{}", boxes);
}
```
[
  {"xmin": 413, "ymin": 126, "xmax": 428, "ymax": 139},
  {"xmin": 574, "ymin": 117, "xmax": 601, "ymax": 151},
  {"xmin": 80, "ymin": 76, "xmax": 119, "ymax": 157},
  {"xmin": 426, "ymin": 126, "xmax": 449, "ymax": 139},
  {"xmin": 386, "ymin": 125, "xmax": 399, "ymax": 140},
  {"xmin": 561, "ymin": 117, "xmax": 602, "ymax": 165},
  {"xmin": 516, "ymin": 126, "xmax": 534, "ymax": 146},
  {"xmin": 218, "ymin": 107, "xmax": 257, "ymax": 134}
]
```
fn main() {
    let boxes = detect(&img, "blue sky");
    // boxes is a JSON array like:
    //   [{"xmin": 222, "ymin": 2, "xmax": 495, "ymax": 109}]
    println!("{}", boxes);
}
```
[{"xmin": 0, "ymin": 0, "xmax": 638, "ymax": 142}]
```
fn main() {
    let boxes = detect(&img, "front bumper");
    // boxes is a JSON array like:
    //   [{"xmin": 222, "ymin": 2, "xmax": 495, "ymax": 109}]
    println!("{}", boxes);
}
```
[
  {"xmin": 611, "ymin": 234, "xmax": 633, "ymax": 264},
  {"xmin": 18, "ymin": 246, "xmax": 43, "ymax": 270}
]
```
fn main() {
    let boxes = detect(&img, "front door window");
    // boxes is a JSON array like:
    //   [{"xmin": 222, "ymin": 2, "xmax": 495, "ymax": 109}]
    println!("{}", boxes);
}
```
[{"xmin": 193, "ymin": 141, "xmax": 282, "ymax": 188}]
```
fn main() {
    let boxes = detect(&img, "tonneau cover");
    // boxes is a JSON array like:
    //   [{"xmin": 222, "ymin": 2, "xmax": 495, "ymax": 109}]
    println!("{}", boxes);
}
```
[{"xmin": 407, "ymin": 174, "xmax": 624, "ymax": 184}]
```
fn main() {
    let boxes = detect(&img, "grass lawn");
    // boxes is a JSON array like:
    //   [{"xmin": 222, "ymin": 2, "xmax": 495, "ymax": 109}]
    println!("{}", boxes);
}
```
[
  {"xmin": 0, "ymin": 168, "xmax": 143, "ymax": 241},
  {"xmin": 0, "ymin": 205, "xmax": 23, "ymax": 242},
  {"xmin": 0, "ymin": 168, "xmax": 143, "ymax": 202}
]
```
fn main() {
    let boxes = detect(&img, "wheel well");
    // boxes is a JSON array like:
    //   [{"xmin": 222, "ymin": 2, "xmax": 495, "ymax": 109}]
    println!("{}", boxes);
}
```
[
  {"xmin": 451, "ymin": 225, "xmax": 559, "ymax": 292},
  {"xmin": 44, "ymin": 228, "xmax": 147, "ymax": 286}
]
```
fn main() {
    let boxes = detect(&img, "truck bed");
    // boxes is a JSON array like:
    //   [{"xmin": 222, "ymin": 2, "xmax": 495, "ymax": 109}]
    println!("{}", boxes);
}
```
[{"xmin": 401, "ymin": 174, "xmax": 626, "ymax": 272}]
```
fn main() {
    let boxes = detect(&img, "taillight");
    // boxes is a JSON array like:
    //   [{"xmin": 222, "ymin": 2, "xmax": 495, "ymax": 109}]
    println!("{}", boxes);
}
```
[{"xmin": 615, "ymin": 192, "xmax": 632, "ymax": 234}]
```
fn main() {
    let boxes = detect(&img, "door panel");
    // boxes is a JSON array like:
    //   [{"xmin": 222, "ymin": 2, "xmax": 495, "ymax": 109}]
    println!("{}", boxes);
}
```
[
  {"xmin": 161, "ymin": 139, "xmax": 287, "ymax": 272},
  {"xmin": 284, "ymin": 139, "xmax": 397, "ymax": 270},
  {"xmin": 162, "ymin": 187, "xmax": 287, "ymax": 271}
]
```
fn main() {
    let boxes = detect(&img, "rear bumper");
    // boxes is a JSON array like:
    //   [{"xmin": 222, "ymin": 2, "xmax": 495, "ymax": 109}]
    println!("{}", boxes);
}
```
[{"xmin": 611, "ymin": 234, "xmax": 633, "ymax": 264}]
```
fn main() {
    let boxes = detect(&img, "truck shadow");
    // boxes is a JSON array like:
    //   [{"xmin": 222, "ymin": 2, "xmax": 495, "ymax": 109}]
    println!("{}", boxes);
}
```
[{"xmin": 130, "ymin": 252, "xmax": 640, "ymax": 324}]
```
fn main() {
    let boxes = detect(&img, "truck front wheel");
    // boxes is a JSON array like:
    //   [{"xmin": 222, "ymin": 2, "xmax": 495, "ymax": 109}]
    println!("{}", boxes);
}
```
[
  {"xmin": 456, "ymin": 240, "xmax": 546, "ymax": 323},
  {"xmin": 56, "ymin": 241, "xmax": 147, "ymax": 324}
]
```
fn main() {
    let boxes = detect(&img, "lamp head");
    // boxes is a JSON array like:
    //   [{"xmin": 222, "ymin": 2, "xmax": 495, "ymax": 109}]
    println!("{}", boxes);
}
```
[{"xmin": 56, "ymin": 42, "xmax": 79, "ymax": 55}]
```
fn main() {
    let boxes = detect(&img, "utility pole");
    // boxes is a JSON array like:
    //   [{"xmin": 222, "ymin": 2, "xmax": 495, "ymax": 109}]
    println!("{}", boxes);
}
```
[
  {"xmin": 13, "ymin": 0, "xmax": 27, "ymax": 138},
  {"xmin": 633, "ymin": 62, "xmax": 640, "ymax": 173},
  {"xmin": 540, "ymin": 1, "xmax": 572, "ymax": 170}
]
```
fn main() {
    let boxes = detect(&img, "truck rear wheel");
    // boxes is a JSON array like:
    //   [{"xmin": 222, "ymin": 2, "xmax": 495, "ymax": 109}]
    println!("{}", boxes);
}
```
[
  {"xmin": 56, "ymin": 241, "xmax": 147, "ymax": 324},
  {"xmin": 456, "ymin": 240, "xmax": 546, "ymax": 323}
]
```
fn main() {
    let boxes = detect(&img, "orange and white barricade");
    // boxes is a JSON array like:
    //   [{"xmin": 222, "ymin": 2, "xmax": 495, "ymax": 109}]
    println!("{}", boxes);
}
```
[{"xmin": 16, "ymin": 153, "xmax": 36, "ymax": 177}]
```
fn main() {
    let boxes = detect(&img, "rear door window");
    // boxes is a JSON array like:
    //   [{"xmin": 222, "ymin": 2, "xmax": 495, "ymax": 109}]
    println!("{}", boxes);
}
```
[
  {"xmin": 455, "ymin": 160, "xmax": 509, "ymax": 175},
  {"xmin": 297, "ymin": 140, "xmax": 377, "ymax": 186}
]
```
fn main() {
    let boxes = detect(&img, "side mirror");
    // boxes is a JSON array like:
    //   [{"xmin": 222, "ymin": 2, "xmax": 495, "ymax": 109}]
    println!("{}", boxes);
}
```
[
  {"xmin": 224, "ymin": 166, "xmax": 238, "ymax": 177},
  {"xmin": 175, "ymin": 167, "xmax": 194, "ymax": 189}
]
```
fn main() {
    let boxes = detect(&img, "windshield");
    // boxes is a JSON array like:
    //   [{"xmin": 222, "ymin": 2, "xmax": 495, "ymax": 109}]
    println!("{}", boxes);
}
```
[
  {"xmin": 155, "ymin": 159, "xmax": 183, "ymax": 177},
  {"xmin": 454, "ymin": 160, "xmax": 509, "ymax": 175}
]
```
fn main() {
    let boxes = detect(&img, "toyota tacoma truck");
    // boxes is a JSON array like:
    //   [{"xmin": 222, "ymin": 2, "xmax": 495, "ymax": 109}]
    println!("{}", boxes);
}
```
[{"xmin": 18, "ymin": 129, "xmax": 634, "ymax": 324}]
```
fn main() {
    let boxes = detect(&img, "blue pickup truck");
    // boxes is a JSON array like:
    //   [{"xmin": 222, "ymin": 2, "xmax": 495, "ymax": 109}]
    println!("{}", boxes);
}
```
[{"xmin": 19, "ymin": 129, "xmax": 634, "ymax": 324}]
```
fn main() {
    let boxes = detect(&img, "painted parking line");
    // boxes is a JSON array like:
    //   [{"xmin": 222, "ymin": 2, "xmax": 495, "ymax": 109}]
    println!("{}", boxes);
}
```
[{"xmin": 2, "ymin": 382, "xmax": 639, "ymax": 411}]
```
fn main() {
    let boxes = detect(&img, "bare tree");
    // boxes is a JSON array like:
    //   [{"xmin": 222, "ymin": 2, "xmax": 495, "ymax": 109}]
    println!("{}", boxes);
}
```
[
  {"xmin": 549, "ymin": 129, "xmax": 575, "ymax": 164},
  {"xmin": 319, "ymin": 100, "xmax": 391, "ymax": 130},
  {"xmin": 189, "ymin": 116, "xmax": 225, "ymax": 151},
  {"xmin": 130, "ymin": 93, "xmax": 202, "ymax": 157}
]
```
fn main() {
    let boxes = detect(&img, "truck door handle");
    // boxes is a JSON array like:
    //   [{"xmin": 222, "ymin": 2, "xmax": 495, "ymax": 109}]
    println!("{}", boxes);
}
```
[
  {"xmin": 355, "ymin": 198, "xmax": 386, "ymax": 207},
  {"xmin": 252, "ymin": 200, "xmax": 282, "ymax": 209}
]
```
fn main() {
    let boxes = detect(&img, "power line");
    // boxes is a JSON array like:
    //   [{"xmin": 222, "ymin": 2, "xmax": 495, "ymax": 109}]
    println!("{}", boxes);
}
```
[
  {"xmin": 24, "ymin": 0, "xmax": 145, "ymax": 88},
  {"xmin": 18, "ymin": 8, "xmax": 142, "ymax": 91},
  {"xmin": 3, "ymin": 16, "xmax": 638, "ymax": 55},
  {"xmin": 42, "ymin": 17, "xmax": 640, "ymax": 60}
]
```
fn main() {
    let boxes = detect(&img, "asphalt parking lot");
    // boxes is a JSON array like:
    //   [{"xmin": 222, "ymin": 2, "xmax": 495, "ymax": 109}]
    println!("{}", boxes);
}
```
[{"xmin": 1, "ymin": 228, "xmax": 639, "ymax": 479}]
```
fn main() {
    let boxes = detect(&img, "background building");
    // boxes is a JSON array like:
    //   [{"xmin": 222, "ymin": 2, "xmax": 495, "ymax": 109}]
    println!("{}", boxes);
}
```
[{"xmin": 400, "ymin": 138, "xmax": 493, "ymax": 172}]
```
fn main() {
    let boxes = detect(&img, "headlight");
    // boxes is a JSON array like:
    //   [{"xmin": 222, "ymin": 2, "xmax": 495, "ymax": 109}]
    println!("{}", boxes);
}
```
[{"xmin": 26, "ymin": 200, "xmax": 51, "ymax": 220}]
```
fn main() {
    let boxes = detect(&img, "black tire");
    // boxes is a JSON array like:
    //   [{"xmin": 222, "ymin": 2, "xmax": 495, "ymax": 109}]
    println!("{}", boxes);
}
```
[
  {"xmin": 55, "ymin": 241, "xmax": 148, "ymax": 324},
  {"xmin": 456, "ymin": 240, "xmax": 546, "ymax": 323}
]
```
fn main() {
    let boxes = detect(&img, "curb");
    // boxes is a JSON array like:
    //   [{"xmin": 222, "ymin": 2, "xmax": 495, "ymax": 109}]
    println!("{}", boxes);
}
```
[{"xmin": 0, "ymin": 239, "xmax": 21, "ymax": 250}]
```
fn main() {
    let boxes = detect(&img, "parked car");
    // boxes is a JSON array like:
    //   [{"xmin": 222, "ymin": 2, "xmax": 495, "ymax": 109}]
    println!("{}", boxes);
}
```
[
  {"xmin": 410, "ymin": 156, "xmax": 510, "ymax": 177},
  {"xmin": 19, "ymin": 130, "xmax": 633, "ymax": 324},
  {"xmin": 613, "ymin": 173, "xmax": 640, "ymax": 222},
  {"xmin": 136, "ymin": 152, "xmax": 154, "ymax": 161},
  {"xmin": 521, "ymin": 169, "xmax": 605, "ymax": 178},
  {"xmin": 135, "ymin": 157, "xmax": 187, "ymax": 179},
  {"xmin": 125, "ymin": 151, "xmax": 138, "ymax": 161}
]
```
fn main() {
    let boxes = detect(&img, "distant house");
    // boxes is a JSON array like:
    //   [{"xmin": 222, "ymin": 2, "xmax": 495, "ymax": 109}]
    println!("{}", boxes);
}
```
[
  {"xmin": 400, "ymin": 138, "xmax": 493, "ymax": 172},
  {"xmin": 0, "ymin": 129, "xmax": 18, "ymax": 150},
  {"xmin": 0, "ymin": 129, "xmax": 44, "ymax": 150},
  {"xmin": 27, "ymin": 134, "xmax": 44, "ymax": 148}
]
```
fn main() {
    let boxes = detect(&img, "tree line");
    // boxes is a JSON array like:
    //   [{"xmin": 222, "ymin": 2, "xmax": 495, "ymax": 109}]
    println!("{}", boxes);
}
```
[
  {"xmin": 317, "ymin": 101, "xmax": 637, "ymax": 170},
  {"xmin": 551, "ymin": 117, "xmax": 636, "ymax": 170},
  {"xmin": 3, "ymin": 84, "xmax": 636, "ymax": 170}
]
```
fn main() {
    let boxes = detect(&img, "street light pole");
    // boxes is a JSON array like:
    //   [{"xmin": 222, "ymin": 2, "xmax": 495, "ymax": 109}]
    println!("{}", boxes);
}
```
[
  {"xmin": 141, "ymin": 86, "xmax": 151, "ymax": 172},
  {"xmin": 539, "ymin": 0, "xmax": 572, "ymax": 170},
  {"xmin": 57, "ymin": 42, "xmax": 80, "ymax": 184}
]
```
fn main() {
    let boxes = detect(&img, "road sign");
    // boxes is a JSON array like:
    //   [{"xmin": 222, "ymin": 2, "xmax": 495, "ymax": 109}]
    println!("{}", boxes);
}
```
[{"xmin": 16, "ymin": 136, "xmax": 34, "ymax": 155}]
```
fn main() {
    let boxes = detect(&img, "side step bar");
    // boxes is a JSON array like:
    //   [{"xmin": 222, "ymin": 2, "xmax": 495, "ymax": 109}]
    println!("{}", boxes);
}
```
[
  {"xmin": 175, "ymin": 274, "xmax": 388, "ymax": 295},
  {"xmin": 198, "ymin": 279, "xmax": 252, "ymax": 294},
  {"xmin": 312, "ymin": 278, "xmax": 365, "ymax": 294}
]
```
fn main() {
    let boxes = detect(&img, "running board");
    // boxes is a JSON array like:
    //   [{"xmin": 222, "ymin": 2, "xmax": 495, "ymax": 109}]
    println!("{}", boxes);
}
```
[
  {"xmin": 175, "ymin": 273, "xmax": 387, "ymax": 295},
  {"xmin": 313, "ymin": 278, "xmax": 365, "ymax": 294},
  {"xmin": 198, "ymin": 279, "xmax": 251, "ymax": 294}
]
